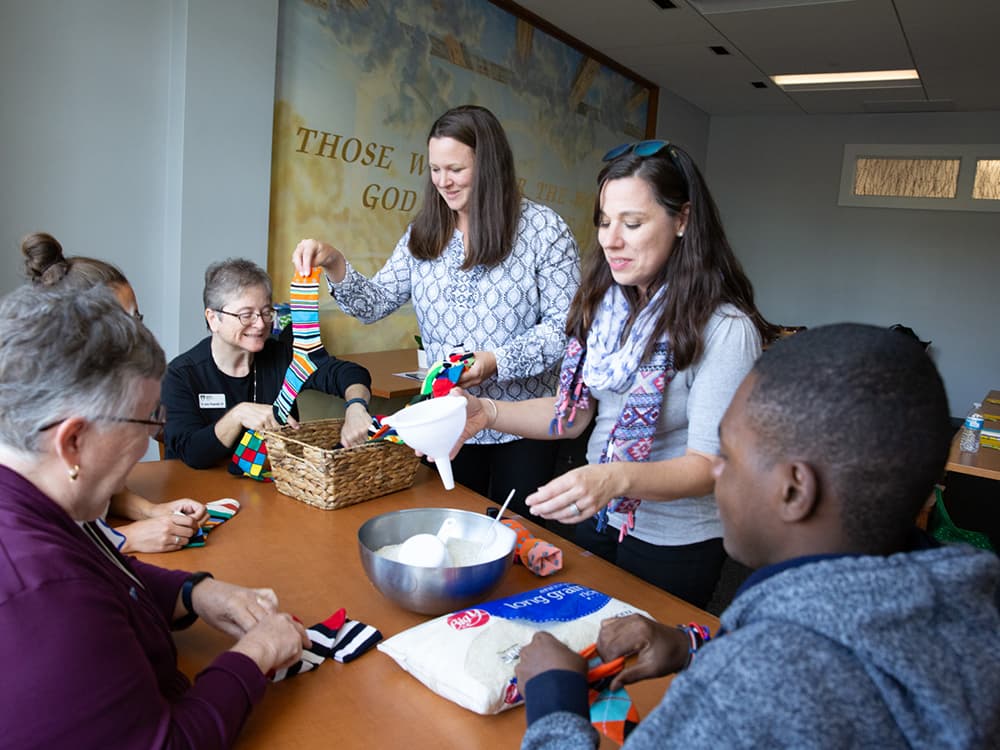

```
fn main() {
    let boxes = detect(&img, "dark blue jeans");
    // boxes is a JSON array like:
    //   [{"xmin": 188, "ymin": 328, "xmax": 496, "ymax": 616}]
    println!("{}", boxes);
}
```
[{"xmin": 575, "ymin": 517, "xmax": 726, "ymax": 609}]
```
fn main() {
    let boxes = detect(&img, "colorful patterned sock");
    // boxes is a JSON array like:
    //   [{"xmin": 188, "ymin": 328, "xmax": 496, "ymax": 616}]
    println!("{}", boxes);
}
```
[
  {"xmin": 363, "ymin": 352, "xmax": 475, "ymax": 450},
  {"xmin": 183, "ymin": 498, "xmax": 241, "ymax": 548},
  {"xmin": 580, "ymin": 643, "xmax": 639, "ymax": 744},
  {"xmin": 500, "ymin": 518, "xmax": 563, "ymax": 576},
  {"xmin": 271, "ymin": 608, "xmax": 383, "ymax": 681},
  {"xmin": 273, "ymin": 269, "xmax": 328, "ymax": 424},
  {"xmin": 231, "ymin": 429, "xmax": 273, "ymax": 482},
  {"xmin": 413, "ymin": 351, "xmax": 475, "ymax": 403}
]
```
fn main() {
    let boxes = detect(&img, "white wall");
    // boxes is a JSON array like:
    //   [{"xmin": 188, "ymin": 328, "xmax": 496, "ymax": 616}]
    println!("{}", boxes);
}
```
[
  {"xmin": 6, "ymin": 2, "xmax": 994, "ymax": 421},
  {"xmin": 656, "ymin": 88, "xmax": 709, "ymax": 169},
  {"xmin": 1, "ymin": 0, "xmax": 279, "ymax": 359},
  {"xmin": 1, "ymin": 0, "xmax": 171, "ymax": 306},
  {"xmin": 706, "ymin": 112, "xmax": 1000, "ymax": 417}
]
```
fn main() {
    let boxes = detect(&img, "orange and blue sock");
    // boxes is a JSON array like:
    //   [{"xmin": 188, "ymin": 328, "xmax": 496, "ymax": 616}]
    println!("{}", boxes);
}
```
[{"xmin": 274, "ymin": 268, "xmax": 327, "ymax": 424}]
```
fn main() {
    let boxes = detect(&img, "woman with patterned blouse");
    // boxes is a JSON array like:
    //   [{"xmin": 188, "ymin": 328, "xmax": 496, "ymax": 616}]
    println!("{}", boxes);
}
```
[{"xmin": 295, "ymin": 105, "xmax": 580, "ymax": 516}]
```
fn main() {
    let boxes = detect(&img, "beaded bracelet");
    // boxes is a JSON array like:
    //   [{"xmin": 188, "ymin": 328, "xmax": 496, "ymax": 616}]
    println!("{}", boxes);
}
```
[{"xmin": 676, "ymin": 622, "xmax": 712, "ymax": 669}]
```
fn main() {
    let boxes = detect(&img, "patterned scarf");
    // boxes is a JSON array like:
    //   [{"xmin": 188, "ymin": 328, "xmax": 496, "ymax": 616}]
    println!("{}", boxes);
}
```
[{"xmin": 551, "ymin": 286, "xmax": 676, "ymax": 540}]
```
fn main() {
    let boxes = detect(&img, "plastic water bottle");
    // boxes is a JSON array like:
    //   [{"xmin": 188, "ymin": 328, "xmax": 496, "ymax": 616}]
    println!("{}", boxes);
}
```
[{"xmin": 959, "ymin": 402, "xmax": 984, "ymax": 453}]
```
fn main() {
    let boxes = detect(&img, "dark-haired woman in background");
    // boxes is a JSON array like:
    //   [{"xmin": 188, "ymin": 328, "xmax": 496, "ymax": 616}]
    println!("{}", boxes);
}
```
[
  {"xmin": 452, "ymin": 141, "xmax": 776, "ymax": 607},
  {"xmin": 294, "ymin": 105, "xmax": 580, "ymax": 517},
  {"xmin": 22, "ymin": 232, "xmax": 208, "ymax": 553}
]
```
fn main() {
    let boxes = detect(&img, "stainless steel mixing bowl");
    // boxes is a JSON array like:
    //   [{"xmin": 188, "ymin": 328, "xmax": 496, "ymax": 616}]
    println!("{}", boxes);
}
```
[{"xmin": 358, "ymin": 507, "xmax": 517, "ymax": 615}]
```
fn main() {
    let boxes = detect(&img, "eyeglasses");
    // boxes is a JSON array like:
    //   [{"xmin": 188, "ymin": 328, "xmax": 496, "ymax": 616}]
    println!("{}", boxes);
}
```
[
  {"xmin": 213, "ymin": 307, "xmax": 276, "ymax": 326},
  {"xmin": 38, "ymin": 404, "xmax": 168, "ymax": 435},
  {"xmin": 602, "ymin": 139, "xmax": 673, "ymax": 162}
]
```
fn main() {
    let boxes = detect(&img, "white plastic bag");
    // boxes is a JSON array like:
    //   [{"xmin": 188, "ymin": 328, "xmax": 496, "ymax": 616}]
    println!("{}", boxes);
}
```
[{"xmin": 377, "ymin": 582, "xmax": 651, "ymax": 715}]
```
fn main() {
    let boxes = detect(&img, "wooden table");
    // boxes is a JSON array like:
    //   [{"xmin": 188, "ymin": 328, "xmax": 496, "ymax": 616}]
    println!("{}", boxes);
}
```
[
  {"xmin": 946, "ymin": 389, "xmax": 1000, "ymax": 481},
  {"xmin": 130, "ymin": 461, "xmax": 717, "ymax": 750},
  {"xmin": 342, "ymin": 348, "xmax": 424, "ymax": 400}
]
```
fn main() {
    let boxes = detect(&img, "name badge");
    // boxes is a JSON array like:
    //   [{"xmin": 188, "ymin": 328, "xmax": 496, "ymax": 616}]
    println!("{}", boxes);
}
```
[{"xmin": 199, "ymin": 393, "xmax": 226, "ymax": 409}]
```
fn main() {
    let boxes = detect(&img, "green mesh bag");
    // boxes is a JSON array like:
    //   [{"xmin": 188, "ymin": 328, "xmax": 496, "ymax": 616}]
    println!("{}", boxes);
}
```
[{"xmin": 928, "ymin": 487, "xmax": 995, "ymax": 551}]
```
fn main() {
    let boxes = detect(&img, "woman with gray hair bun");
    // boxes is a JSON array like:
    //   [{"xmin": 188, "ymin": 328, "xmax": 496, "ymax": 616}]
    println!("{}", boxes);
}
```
[
  {"xmin": 22, "ymin": 230, "xmax": 209, "ymax": 554},
  {"xmin": 0, "ymin": 284, "xmax": 308, "ymax": 747}
]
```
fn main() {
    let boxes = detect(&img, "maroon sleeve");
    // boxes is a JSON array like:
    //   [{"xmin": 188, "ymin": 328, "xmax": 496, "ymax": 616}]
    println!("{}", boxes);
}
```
[{"xmin": 0, "ymin": 577, "xmax": 266, "ymax": 749}]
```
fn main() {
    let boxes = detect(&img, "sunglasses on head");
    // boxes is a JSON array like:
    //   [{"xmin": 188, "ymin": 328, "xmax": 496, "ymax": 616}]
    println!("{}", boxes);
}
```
[{"xmin": 602, "ymin": 139, "xmax": 673, "ymax": 162}]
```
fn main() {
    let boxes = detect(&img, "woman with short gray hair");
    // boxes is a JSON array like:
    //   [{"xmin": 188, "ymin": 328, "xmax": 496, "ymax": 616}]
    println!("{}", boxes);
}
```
[
  {"xmin": 0, "ymin": 283, "xmax": 308, "ymax": 747},
  {"xmin": 162, "ymin": 257, "xmax": 373, "ymax": 469}
]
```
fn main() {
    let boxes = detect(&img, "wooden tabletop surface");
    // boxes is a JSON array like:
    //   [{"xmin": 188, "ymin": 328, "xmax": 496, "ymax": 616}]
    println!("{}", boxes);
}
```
[
  {"xmin": 130, "ymin": 460, "xmax": 718, "ymax": 750},
  {"xmin": 341, "ymin": 348, "xmax": 424, "ymax": 400}
]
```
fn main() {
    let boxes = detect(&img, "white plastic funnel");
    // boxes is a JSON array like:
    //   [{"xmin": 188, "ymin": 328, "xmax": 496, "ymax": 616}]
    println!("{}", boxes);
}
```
[{"xmin": 383, "ymin": 396, "xmax": 467, "ymax": 490}]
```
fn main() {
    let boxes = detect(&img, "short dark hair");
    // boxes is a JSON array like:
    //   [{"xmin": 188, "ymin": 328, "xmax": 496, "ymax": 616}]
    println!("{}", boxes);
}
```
[
  {"xmin": 408, "ymin": 105, "xmax": 521, "ymax": 269},
  {"xmin": 744, "ymin": 323, "xmax": 951, "ymax": 548}
]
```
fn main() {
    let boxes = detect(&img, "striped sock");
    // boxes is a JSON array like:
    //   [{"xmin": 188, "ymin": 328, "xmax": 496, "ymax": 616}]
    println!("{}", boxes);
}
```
[
  {"xmin": 183, "ymin": 498, "xmax": 241, "ymax": 548},
  {"xmin": 273, "ymin": 269, "xmax": 328, "ymax": 424},
  {"xmin": 271, "ymin": 609, "xmax": 383, "ymax": 681}
]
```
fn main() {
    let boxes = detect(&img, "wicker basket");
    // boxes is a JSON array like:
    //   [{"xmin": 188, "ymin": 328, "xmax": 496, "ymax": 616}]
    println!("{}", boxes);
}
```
[{"xmin": 260, "ymin": 418, "xmax": 421, "ymax": 510}]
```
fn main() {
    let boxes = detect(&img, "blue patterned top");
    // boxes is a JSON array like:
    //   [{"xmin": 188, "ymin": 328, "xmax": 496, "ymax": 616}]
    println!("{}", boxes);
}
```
[{"xmin": 328, "ymin": 199, "xmax": 580, "ymax": 444}]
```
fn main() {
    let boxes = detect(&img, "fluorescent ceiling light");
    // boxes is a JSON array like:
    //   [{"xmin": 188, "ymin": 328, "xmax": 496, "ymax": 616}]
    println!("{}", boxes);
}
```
[
  {"xmin": 772, "ymin": 69, "xmax": 921, "ymax": 91},
  {"xmin": 689, "ymin": 0, "xmax": 854, "ymax": 12}
]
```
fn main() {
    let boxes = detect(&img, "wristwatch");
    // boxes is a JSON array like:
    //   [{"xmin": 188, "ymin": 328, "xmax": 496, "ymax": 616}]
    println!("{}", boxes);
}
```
[{"xmin": 174, "ymin": 571, "xmax": 214, "ymax": 629}]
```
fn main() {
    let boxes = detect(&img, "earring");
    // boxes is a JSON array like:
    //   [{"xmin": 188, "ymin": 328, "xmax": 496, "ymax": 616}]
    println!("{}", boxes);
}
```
[
  {"xmin": 68, "ymin": 465, "xmax": 80, "ymax": 481},
  {"xmin": 676, "ymin": 230, "xmax": 684, "ymax": 238}
]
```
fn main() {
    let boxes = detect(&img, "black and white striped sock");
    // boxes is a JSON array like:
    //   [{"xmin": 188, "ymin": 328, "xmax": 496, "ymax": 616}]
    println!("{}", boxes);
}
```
[{"xmin": 272, "ymin": 608, "xmax": 382, "ymax": 681}]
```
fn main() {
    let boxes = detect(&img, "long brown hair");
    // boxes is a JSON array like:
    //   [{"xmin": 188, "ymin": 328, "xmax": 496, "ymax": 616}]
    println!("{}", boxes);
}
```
[
  {"xmin": 408, "ymin": 105, "xmax": 521, "ymax": 270},
  {"xmin": 566, "ymin": 145, "xmax": 776, "ymax": 371}
]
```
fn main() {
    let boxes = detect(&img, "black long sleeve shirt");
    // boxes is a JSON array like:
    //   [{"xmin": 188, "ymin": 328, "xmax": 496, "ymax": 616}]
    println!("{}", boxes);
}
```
[{"xmin": 161, "ymin": 332, "xmax": 371, "ymax": 468}]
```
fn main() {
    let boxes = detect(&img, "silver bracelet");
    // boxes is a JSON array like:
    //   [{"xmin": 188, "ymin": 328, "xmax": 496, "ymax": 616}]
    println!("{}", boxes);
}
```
[{"xmin": 483, "ymin": 398, "xmax": 499, "ymax": 428}]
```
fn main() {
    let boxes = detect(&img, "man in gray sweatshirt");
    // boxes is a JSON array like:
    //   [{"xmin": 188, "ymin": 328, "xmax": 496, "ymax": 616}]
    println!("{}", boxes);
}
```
[{"xmin": 518, "ymin": 323, "xmax": 1000, "ymax": 749}]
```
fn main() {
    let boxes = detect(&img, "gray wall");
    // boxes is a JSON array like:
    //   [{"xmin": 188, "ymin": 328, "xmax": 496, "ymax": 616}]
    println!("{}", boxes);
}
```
[
  {"xmin": 1, "ymin": 0, "xmax": 279, "ymax": 360},
  {"xmin": 706, "ymin": 112, "xmax": 1000, "ymax": 417}
]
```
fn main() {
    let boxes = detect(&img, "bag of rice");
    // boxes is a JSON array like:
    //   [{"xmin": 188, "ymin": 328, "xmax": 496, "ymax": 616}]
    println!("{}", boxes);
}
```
[{"xmin": 377, "ymin": 581, "xmax": 651, "ymax": 715}]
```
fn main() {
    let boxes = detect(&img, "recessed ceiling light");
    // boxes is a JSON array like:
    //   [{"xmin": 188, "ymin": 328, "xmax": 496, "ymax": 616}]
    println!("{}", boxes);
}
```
[{"xmin": 771, "ymin": 69, "xmax": 921, "ymax": 91}]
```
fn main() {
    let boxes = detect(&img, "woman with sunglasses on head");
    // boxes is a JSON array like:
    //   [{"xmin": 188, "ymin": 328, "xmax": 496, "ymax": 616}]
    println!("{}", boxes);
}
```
[
  {"xmin": 23, "ymin": 231, "xmax": 208, "ymax": 553},
  {"xmin": 0, "ymin": 283, "xmax": 308, "ymax": 747},
  {"xmin": 161, "ymin": 258, "xmax": 373, "ymax": 469},
  {"xmin": 452, "ymin": 141, "xmax": 776, "ymax": 607},
  {"xmin": 293, "ymin": 105, "xmax": 580, "ymax": 517}
]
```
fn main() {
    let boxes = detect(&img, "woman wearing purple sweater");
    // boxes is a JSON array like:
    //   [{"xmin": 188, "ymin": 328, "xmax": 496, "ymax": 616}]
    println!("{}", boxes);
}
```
[{"xmin": 0, "ymin": 283, "xmax": 308, "ymax": 748}]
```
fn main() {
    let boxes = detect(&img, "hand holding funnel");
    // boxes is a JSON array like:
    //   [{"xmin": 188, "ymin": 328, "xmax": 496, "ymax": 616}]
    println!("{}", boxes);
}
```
[{"xmin": 383, "ymin": 396, "xmax": 467, "ymax": 490}]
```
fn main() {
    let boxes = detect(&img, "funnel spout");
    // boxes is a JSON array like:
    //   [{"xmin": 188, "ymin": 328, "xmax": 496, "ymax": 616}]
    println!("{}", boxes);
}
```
[{"xmin": 382, "ymin": 396, "xmax": 467, "ymax": 491}]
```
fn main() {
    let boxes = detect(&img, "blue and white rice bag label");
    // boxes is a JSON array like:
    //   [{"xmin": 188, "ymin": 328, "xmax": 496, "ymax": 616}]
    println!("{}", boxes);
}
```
[
  {"xmin": 479, "ymin": 582, "xmax": 614, "ymax": 624},
  {"xmin": 378, "ymin": 583, "xmax": 651, "ymax": 715}
]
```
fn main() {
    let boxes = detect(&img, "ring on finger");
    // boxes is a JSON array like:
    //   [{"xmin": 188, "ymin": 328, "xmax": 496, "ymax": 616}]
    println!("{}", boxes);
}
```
[
  {"xmin": 570, "ymin": 501, "xmax": 581, "ymax": 516},
  {"xmin": 174, "ymin": 535, "xmax": 181, "ymax": 545}
]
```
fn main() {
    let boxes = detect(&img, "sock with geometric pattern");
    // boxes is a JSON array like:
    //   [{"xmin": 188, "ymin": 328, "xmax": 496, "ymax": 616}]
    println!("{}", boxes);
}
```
[{"xmin": 230, "ymin": 429, "xmax": 273, "ymax": 482}]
